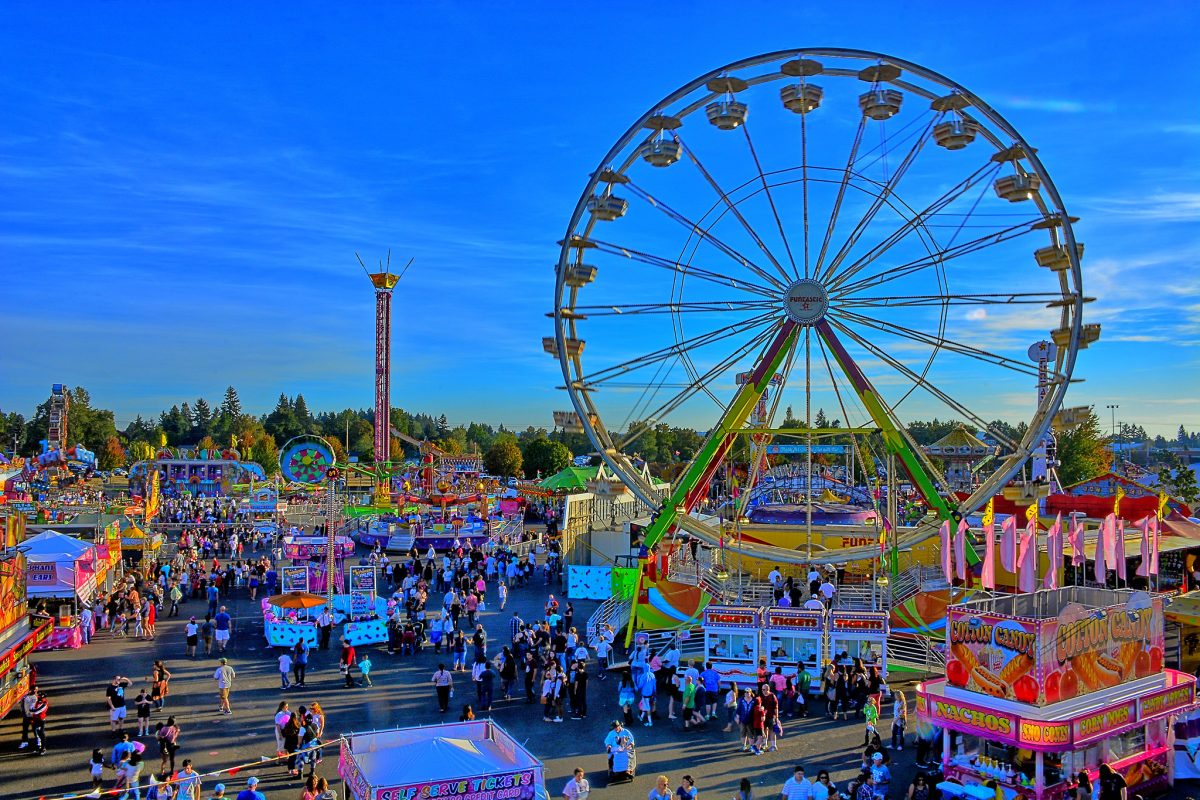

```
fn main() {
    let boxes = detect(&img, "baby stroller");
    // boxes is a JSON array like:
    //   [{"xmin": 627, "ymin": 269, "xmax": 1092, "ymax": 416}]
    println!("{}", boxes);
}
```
[{"xmin": 608, "ymin": 742, "xmax": 636, "ymax": 784}]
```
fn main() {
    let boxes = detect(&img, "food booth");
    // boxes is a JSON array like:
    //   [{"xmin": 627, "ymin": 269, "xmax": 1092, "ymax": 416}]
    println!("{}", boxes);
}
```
[
  {"xmin": 828, "ymin": 610, "xmax": 889, "ymax": 670},
  {"xmin": 917, "ymin": 587, "xmax": 1197, "ymax": 800},
  {"xmin": 763, "ymin": 607, "xmax": 826, "ymax": 690},
  {"xmin": 703, "ymin": 605, "xmax": 763, "ymax": 686},
  {"xmin": 282, "ymin": 533, "xmax": 355, "ymax": 593},
  {"xmin": 338, "ymin": 720, "xmax": 544, "ymax": 800},
  {"xmin": 23, "ymin": 530, "xmax": 99, "ymax": 649}
]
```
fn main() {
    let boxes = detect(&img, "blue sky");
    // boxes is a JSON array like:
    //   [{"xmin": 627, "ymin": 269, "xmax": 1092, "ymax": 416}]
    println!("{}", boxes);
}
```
[{"xmin": 1, "ymin": 2, "xmax": 1197, "ymax": 439}]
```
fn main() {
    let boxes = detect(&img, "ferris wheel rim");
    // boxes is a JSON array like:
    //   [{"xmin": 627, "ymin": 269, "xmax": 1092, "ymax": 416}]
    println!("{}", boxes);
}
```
[{"xmin": 553, "ymin": 47, "xmax": 1085, "ymax": 522}]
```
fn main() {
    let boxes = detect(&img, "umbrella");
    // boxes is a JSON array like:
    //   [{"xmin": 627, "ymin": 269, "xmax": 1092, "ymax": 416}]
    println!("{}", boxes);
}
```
[{"xmin": 267, "ymin": 591, "xmax": 327, "ymax": 610}]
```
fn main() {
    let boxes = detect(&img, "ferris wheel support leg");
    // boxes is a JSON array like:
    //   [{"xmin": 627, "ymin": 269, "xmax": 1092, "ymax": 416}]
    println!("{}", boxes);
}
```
[
  {"xmin": 622, "ymin": 323, "xmax": 799, "ymax": 647},
  {"xmin": 813, "ymin": 320, "xmax": 978, "ymax": 564}
]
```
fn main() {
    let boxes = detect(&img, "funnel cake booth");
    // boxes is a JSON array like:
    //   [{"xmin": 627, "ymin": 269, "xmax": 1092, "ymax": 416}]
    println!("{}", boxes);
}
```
[{"xmin": 917, "ymin": 588, "xmax": 1197, "ymax": 800}]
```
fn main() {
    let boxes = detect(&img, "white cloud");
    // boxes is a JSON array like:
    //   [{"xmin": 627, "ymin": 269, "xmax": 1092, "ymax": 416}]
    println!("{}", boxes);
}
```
[
  {"xmin": 965, "ymin": 309, "xmax": 988, "ymax": 321},
  {"xmin": 1086, "ymin": 192, "xmax": 1200, "ymax": 223}
]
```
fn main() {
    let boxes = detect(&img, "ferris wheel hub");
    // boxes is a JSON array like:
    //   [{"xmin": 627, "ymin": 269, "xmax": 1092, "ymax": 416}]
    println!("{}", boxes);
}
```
[{"xmin": 782, "ymin": 278, "xmax": 829, "ymax": 325}]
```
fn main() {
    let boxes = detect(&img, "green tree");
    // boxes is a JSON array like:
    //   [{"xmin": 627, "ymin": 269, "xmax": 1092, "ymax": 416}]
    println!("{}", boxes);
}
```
[
  {"xmin": 249, "ymin": 432, "xmax": 279, "ymax": 475},
  {"xmin": 264, "ymin": 394, "xmax": 303, "ymax": 442},
  {"xmin": 522, "ymin": 437, "xmax": 571, "ymax": 479},
  {"xmin": 1156, "ymin": 451, "xmax": 1200, "ymax": 505},
  {"xmin": 192, "ymin": 398, "xmax": 213, "ymax": 440},
  {"xmin": 484, "ymin": 438, "xmax": 523, "ymax": 477},
  {"xmin": 293, "ymin": 394, "xmax": 313, "ymax": 433},
  {"xmin": 220, "ymin": 386, "xmax": 243, "ymax": 418},
  {"xmin": 0, "ymin": 410, "xmax": 26, "ymax": 453},
  {"xmin": 1056, "ymin": 408, "xmax": 1112, "ymax": 486}
]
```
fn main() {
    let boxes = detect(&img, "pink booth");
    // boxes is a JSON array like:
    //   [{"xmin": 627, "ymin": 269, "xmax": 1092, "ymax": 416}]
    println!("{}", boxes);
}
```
[{"xmin": 23, "ymin": 530, "xmax": 98, "ymax": 650}]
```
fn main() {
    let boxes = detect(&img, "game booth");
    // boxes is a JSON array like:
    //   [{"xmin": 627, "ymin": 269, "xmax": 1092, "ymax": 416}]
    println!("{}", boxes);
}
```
[
  {"xmin": 763, "ymin": 608, "xmax": 826, "ymax": 689},
  {"xmin": 703, "ymin": 605, "xmax": 764, "ymax": 685},
  {"xmin": 282, "ymin": 533, "xmax": 356, "ymax": 592},
  {"xmin": 23, "ymin": 530, "xmax": 99, "ymax": 650},
  {"xmin": 828, "ymin": 610, "xmax": 889, "ymax": 671},
  {"xmin": 917, "ymin": 588, "xmax": 1198, "ymax": 800},
  {"xmin": 338, "ymin": 720, "xmax": 544, "ymax": 800},
  {"xmin": 262, "ymin": 563, "xmax": 389, "ymax": 648}
]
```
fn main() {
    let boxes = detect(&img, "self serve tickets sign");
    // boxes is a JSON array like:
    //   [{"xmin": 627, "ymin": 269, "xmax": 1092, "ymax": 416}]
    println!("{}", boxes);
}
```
[{"xmin": 374, "ymin": 769, "xmax": 539, "ymax": 800}]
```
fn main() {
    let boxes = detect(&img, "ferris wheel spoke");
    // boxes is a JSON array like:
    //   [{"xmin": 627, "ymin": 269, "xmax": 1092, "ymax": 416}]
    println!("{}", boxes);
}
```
[
  {"xmin": 813, "ymin": 114, "xmax": 869, "ymax": 278},
  {"xmin": 831, "ymin": 216, "xmax": 1044, "ymax": 297},
  {"xmin": 617, "ymin": 323, "xmax": 782, "ymax": 451},
  {"xmin": 832, "ymin": 291, "xmax": 1068, "ymax": 309},
  {"xmin": 827, "ymin": 160, "xmax": 1003, "ymax": 292},
  {"xmin": 586, "ymin": 237, "xmax": 780, "ymax": 299},
  {"xmin": 576, "ymin": 310, "xmax": 779, "ymax": 388},
  {"xmin": 571, "ymin": 299, "xmax": 778, "ymax": 317},
  {"xmin": 827, "ymin": 317, "xmax": 1020, "ymax": 451},
  {"xmin": 831, "ymin": 307, "xmax": 1044, "ymax": 378},
  {"xmin": 621, "ymin": 180, "xmax": 788, "ymax": 291},
  {"xmin": 818, "ymin": 114, "xmax": 938, "ymax": 283},
  {"xmin": 741, "ymin": 121, "xmax": 799, "ymax": 279},
  {"xmin": 669, "ymin": 135, "xmax": 794, "ymax": 287},
  {"xmin": 814, "ymin": 319, "xmax": 958, "ymax": 511}
]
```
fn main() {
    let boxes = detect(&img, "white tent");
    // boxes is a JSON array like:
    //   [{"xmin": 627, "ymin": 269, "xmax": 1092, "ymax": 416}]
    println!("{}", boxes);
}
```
[{"xmin": 23, "ymin": 530, "xmax": 97, "ymax": 600}]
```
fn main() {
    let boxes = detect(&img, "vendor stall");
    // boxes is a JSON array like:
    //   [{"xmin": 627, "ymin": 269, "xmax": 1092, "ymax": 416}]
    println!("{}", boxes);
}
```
[
  {"xmin": 23, "ymin": 530, "xmax": 99, "ymax": 649},
  {"xmin": 763, "ymin": 607, "xmax": 825, "ymax": 690},
  {"xmin": 338, "ymin": 720, "xmax": 544, "ymax": 800},
  {"xmin": 282, "ymin": 533, "xmax": 355, "ymax": 592},
  {"xmin": 828, "ymin": 610, "xmax": 888, "ymax": 670},
  {"xmin": 918, "ymin": 587, "xmax": 1198, "ymax": 800},
  {"xmin": 703, "ymin": 605, "xmax": 763, "ymax": 686}
]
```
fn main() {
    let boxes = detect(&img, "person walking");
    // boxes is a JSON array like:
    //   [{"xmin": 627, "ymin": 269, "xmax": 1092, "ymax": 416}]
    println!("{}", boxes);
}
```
[
  {"xmin": 185, "ymin": 617, "xmax": 199, "ymax": 659},
  {"xmin": 176, "ymin": 759, "xmax": 202, "ymax": 800},
  {"xmin": 781, "ymin": 765, "xmax": 812, "ymax": 800},
  {"xmin": 157, "ymin": 715, "xmax": 181, "ymax": 774},
  {"xmin": 213, "ymin": 658, "xmax": 235, "ymax": 715},
  {"xmin": 135, "ymin": 689, "xmax": 153, "ymax": 737},
  {"xmin": 201, "ymin": 614, "xmax": 215, "ymax": 656},
  {"xmin": 432, "ymin": 664, "xmax": 454, "ymax": 712},
  {"xmin": 18, "ymin": 687, "xmax": 37, "ymax": 749},
  {"xmin": 359, "ymin": 654, "xmax": 373, "ymax": 687},
  {"xmin": 29, "ymin": 691, "xmax": 48, "ymax": 754},
  {"xmin": 340, "ymin": 639, "xmax": 357, "ymax": 688},
  {"xmin": 648, "ymin": 775, "xmax": 672, "ymax": 800},
  {"xmin": 292, "ymin": 639, "xmax": 309, "ymax": 687},
  {"xmin": 213, "ymin": 606, "xmax": 233, "ymax": 653},
  {"xmin": 235, "ymin": 777, "xmax": 266, "ymax": 800},
  {"xmin": 273, "ymin": 702, "xmax": 290, "ymax": 755},
  {"xmin": 278, "ymin": 650, "xmax": 292, "ymax": 690},
  {"xmin": 562, "ymin": 767, "xmax": 591, "ymax": 800},
  {"xmin": 151, "ymin": 661, "xmax": 171, "ymax": 710}
]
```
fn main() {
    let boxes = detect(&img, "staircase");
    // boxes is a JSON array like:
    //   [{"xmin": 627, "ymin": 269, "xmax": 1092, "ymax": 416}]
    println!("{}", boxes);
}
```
[
  {"xmin": 890, "ymin": 564, "xmax": 951, "ymax": 606},
  {"xmin": 887, "ymin": 631, "xmax": 946, "ymax": 677}
]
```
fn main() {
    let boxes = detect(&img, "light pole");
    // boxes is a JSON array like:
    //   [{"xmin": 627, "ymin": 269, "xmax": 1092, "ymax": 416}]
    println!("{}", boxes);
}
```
[{"xmin": 1106, "ymin": 404, "xmax": 1119, "ymax": 458}]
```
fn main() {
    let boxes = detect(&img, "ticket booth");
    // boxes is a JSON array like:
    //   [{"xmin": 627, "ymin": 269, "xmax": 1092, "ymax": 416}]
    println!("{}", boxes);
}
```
[
  {"xmin": 763, "ymin": 607, "xmax": 826, "ymax": 691},
  {"xmin": 703, "ymin": 605, "xmax": 763, "ymax": 686},
  {"xmin": 828, "ymin": 610, "xmax": 889, "ymax": 672}
]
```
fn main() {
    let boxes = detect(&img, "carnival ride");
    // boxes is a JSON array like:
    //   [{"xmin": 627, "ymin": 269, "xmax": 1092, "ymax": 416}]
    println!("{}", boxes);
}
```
[{"xmin": 547, "ymin": 49, "xmax": 1103, "ymax": 644}]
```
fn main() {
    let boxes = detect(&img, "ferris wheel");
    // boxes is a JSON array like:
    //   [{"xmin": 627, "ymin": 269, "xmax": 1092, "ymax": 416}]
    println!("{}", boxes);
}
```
[{"xmin": 550, "ymin": 48, "xmax": 1096, "ymax": 563}]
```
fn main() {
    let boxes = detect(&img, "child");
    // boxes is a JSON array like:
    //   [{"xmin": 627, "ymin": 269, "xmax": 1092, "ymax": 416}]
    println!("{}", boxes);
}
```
[
  {"xmin": 891, "ymin": 690, "xmax": 907, "ymax": 751},
  {"xmin": 88, "ymin": 748, "xmax": 105, "ymax": 797},
  {"xmin": 278, "ymin": 650, "xmax": 292, "ymax": 690},
  {"xmin": 497, "ymin": 582, "xmax": 508, "ymax": 611},
  {"xmin": 359, "ymin": 654, "xmax": 373, "ymax": 687},
  {"xmin": 863, "ymin": 693, "xmax": 880, "ymax": 746},
  {"xmin": 136, "ymin": 689, "xmax": 154, "ymax": 737}
]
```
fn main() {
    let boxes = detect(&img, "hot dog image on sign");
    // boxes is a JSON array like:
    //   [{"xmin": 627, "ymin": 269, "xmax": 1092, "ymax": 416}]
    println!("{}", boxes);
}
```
[{"xmin": 947, "ymin": 613, "xmax": 1039, "ymax": 704}]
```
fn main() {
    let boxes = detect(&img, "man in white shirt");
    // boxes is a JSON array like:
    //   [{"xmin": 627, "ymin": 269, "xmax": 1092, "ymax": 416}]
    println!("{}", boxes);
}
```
[
  {"xmin": 781, "ymin": 765, "xmax": 813, "ymax": 800},
  {"xmin": 803, "ymin": 594, "xmax": 826, "ymax": 611},
  {"xmin": 768, "ymin": 567, "xmax": 784, "ymax": 603},
  {"xmin": 213, "ymin": 658, "xmax": 236, "ymax": 715},
  {"xmin": 562, "ymin": 767, "xmax": 591, "ymax": 800},
  {"xmin": 819, "ymin": 579, "xmax": 836, "ymax": 606}
]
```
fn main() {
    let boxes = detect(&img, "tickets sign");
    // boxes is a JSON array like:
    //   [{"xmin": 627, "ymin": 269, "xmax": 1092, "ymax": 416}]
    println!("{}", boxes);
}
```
[
  {"xmin": 374, "ymin": 768, "xmax": 539, "ymax": 800},
  {"xmin": 764, "ymin": 611, "xmax": 823, "ymax": 631},
  {"xmin": 705, "ymin": 608, "xmax": 760, "ymax": 628}
]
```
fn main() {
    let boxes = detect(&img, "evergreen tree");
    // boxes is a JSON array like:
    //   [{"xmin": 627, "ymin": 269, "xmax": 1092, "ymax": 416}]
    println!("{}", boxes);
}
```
[
  {"xmin": 1056, "ymin": 409, "xmax": 1112, "ymax": 486},
  {"xmin": 264, "ymin": 394, "xmax": 302, "ymax": 441},
  {"xmin": 193, "ymin": 398, "xmax": 213, "ymax": 440},
  {"xmin": 293, "ymin": 394, "xmax": 312, "ymax": 431},
  {"xmin": 220, "ymin": 386, "xmax": 242, "ymax": 418}
]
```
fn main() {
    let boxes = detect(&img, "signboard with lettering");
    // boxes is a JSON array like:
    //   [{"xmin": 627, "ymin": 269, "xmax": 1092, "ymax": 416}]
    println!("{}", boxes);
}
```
[
  {"xmin": 1072, "ymin": 701, "xmax": 1138, "ymax": 746},
  {"xmin": 764, "ymin": 610, "xmax": 824, "ymax": 631},
  {"xmin": 829, "ymin": 613, "xmax": 888, "ymax": 634},
  {"xmin": 281, "ymin": 566, "xmax": 310, "ymax": 593},
  {"xmin": 26, "ymin": 561, "xmax": 63, "ymax": 585},
  {"xmin": 1018, "ymin": 720, "xmax": 1071, "ymax": 747},
  {"xmin": 373, "ymin": 768, "xmax": 539, "ymax": 800},
  {"xmin": 927, "ymin": 697, "xmax": 1018, "ymax": 739},
  {"xmin": 765, "ymin": 444, "xmax": 847, "ymax": 455},
  {"xmin": 946, "ymin": 610, "xmax": 1039, "ymax": 704},
  {"xmin": 704, "ymin": 606, "xmax": 761, "ymax": 628},
  {"xmin": 348, "ymin": 566, "xmax": 376, "ymax": 619},
  {"xmin": 1140, "ymin": 682, "xmax": 1194, "ymax": 718}
]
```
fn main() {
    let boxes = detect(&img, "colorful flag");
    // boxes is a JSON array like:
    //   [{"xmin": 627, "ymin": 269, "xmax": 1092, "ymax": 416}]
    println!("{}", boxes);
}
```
[
  {"xmin": 1158, "ymin": 492, "xmax": 1170, "ymax": 521},
  {"xmin": 1094, "ymin": 515, "xmax": 1108, "ymax": 584},
  {"xmin": 1150, "ymin": 514, "xmax": 1160, "ymax": 575},
  {"xmin": 981, "ymin": 502, "xmax": 997, "ymax": 590},
  {"xmin": 1018, "ymin": 515, "xmax": 1038, "ymax": 593},
  {"xmin": 1044, "ymin": 513, "xmax": 1062, "ymax": 590},
  {"xmin": 1114, "ymin": 518, "xmax": 1127, "ymax": 580},
  {"xmin": 1000, "ymin": 515, "xmax": 1018, "ymax": 572},
  {"xmin": 939, "ymin": 520, "xmax": 953, "ymax": 583},
  {"xmin": 1136, "ymin": 515, "xmax": 1152, "ymax": 578},
  {"xmin": 954, "ymin": 519, "xmax": 969, "ymax": 581},
  {"xmin": 1069, "ymin": 513, "xmax": 1085, "ymax": 566},
  {"xmin": 1102, "ymin": 513, "xmax": 1118, "ymax": 566},
  {"xmin": 880, "ymin": 515, "xmax": 892, "ymax": 556}
]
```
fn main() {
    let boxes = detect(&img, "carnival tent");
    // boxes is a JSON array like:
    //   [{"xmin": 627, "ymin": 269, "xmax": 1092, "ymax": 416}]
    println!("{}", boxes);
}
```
[
  {"xmin": 22, "ymin": 529, "xmax": 97, "ymax": 599},
  {"xmin": 537, "ymin": 466, "xmax": 598, "ymax": 492}
]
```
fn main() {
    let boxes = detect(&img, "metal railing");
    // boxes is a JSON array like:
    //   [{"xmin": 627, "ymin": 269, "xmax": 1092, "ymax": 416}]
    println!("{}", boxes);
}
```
[
  {"xmin": 586, "ymin": 593, "xmax": 632, "ymax": 647},
  {"xmin": 890, "ymin": 564, "xmax": 951, "ymax": 606},
  {"xmin": 887, "ymin": 631, "xmax": 946, "ymax": 677}
]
